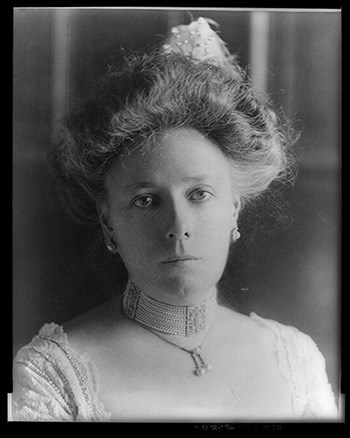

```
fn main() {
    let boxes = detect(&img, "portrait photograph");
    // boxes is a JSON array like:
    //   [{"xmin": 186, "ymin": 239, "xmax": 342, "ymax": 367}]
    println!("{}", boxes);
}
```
[{"xmin": 12, "ymin": 7, "xmax": 342, "ymax": 423}]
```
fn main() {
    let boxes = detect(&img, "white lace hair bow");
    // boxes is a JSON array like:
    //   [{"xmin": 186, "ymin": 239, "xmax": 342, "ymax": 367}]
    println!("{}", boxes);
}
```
[{"xmin": 162, "ymin": 17, "xmax": 237, "ymax": 72}]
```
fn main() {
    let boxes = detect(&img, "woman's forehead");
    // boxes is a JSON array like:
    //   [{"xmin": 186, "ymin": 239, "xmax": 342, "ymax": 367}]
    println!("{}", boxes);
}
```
[{"xmin": 107, "ymin": 128, "xmax": 232, "ymax": 188}]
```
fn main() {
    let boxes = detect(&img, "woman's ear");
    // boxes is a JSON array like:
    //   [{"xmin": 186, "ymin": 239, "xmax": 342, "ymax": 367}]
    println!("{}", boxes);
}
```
[
  {"xmin": 232, "ymin": 195, "xmax": 241, "ymax": 223},
  {"xmin": 97, "ymin": 202, "xmax": 114, "ymax": 240}
]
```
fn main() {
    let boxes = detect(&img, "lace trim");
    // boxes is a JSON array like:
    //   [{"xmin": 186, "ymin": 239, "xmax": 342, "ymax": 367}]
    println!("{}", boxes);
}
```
[
  {"xmin": 35, "ymin": 323, "xmax": 111, "ymax": 421},
  {"xmin": 15, "ymin": 359, "xmax": 72, "ymax": 414},
  {"xmin": 22, "ymin": 347, "xmax": 78, "ymax": 417},
  {"xmin": 249, "ymin": 312, "xmax": 302, "ymax": 416}
]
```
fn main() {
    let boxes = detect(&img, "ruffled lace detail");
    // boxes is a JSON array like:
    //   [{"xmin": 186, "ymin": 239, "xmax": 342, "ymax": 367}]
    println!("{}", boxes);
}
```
[
  {"xmin": 250, "ymin": 312, "xmax": 338, "ymax": 419},
  {"xmin": 13, "ymin": 323, "xmax": 111, "ymax": 422}
]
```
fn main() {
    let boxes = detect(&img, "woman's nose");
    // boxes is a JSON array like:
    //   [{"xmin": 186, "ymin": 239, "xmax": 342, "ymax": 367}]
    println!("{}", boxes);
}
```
[
  {"xmin": 165, "ymin": 201, "xmax": 192, "ymax": 241},
  {"xmin": 167, "ymin": 229, "xmax": 191, "ymax": 240}
]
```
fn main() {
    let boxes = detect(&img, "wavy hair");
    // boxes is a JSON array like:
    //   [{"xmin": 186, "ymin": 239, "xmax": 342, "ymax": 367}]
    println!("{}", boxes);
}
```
[{"xmin": 50, "ymin": 50, "xmax": 296, "ymax": 227}]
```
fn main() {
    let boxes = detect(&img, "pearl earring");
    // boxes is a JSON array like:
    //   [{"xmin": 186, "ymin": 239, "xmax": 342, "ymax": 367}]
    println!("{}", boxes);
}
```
[
  {"xmin": 231, "ymin": 228, "xmax": 241, "ymax": 242},
  {"xmin": 106, "ymin": 239, "xmax": 117, "ymax": 253}
]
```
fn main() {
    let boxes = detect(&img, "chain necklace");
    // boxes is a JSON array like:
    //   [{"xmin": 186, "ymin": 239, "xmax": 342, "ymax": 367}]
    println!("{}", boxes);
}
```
[{"xmin": 147, "ymin": 320, "xmax": 215, "ymax": 376}]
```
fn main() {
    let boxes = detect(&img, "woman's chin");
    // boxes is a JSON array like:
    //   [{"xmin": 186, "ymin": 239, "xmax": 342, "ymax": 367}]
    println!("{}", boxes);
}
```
[
  {"xmin": 129, "ymin": 261, "xmax": 225, "ymax": 304},
  {"xmin": 149, "ymin": 272, "xmax": 218, "ymax": 304}
]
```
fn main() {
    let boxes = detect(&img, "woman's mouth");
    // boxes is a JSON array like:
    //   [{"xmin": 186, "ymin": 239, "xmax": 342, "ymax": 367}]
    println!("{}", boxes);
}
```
[{"xmin": 161, "ymin": 255, "xmax": 201, "ymax": 264}]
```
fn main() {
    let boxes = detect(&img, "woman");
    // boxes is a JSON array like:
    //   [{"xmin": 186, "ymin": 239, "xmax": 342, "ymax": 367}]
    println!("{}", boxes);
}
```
[{"xmin": 12, "ymin": 17, "xmax": 338, "ymax": 421}]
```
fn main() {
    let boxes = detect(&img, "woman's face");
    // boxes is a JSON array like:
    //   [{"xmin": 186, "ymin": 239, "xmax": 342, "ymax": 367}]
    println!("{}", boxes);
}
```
[{"xmin": 100, "ymin": 128, "xmax": 240, "ymax": 305}]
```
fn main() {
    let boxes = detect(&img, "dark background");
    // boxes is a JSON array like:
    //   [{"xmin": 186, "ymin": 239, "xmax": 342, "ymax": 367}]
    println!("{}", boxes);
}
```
[{"xmin": 13, "ymin": 8, "xmax": 341, "ymax": 404}]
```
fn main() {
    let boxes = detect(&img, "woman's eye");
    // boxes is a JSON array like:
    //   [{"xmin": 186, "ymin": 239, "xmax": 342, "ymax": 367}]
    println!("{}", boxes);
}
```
[
  {"xmin": 190, "ymin": 190, "xmax": 213, "ymax": 202},
  {"xmin": 133, "ymin": 195, "xmax": 156, "ymax": 208}
]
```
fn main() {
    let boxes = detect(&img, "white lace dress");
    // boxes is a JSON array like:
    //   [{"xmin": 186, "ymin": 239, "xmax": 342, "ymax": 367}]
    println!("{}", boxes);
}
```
[{"xmin": 11, "ymin": 313, "xmax": 339, "ymax": 421}]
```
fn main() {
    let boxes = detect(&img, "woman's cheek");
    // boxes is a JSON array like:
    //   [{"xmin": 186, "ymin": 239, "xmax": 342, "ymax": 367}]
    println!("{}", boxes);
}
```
[
  {"xmin": 114, "ymin": 213, "xmax": 158, "ymax": 256},
  {"xmin": 205, "ymin": 203, "xmax": 234, "ymax": 230}
]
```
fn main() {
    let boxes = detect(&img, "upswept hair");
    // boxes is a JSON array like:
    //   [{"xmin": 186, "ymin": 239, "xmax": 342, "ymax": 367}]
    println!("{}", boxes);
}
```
[{"xmin": 50, "ymin": 50, "xmax": 295, "ymax": 227}]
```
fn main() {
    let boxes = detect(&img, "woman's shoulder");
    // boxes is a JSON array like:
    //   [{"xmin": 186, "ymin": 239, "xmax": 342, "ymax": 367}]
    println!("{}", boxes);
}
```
[
  {"xmin": 12, "ymin": 317, "xmax": 112, "ymax": 421},
  {"xmin": 14, "ymin": 323, "xmax": 70, "ymax": 369},
  {"xmin": 248, "ymin": 311, "xmax": 311, "ymax": 345},
  {"xmin": 62, "ymin": 296, "xmax": 127, "ymax": 354},
  {"xmin": 12, "ymin": 323, "xmax": 80, "ymax": 420},
  {"xmin": 13, "ymin": 295, "xmax": 120, "ymax": 373},
  {"xmin": 218, "ymin": 304, "xmax": 321, "ymax": 357},
  {"xmin": 218, "ymin": 306, "xmax": 327, "ymax": 382},
  {"xmin": 221, "ymin": 307, "xmax": 338, "ymax": 419},
  {"xmin": 247, "ymin": 311, "xmax": 326, "ymax": 365},
  {"xmin": 246, "ymin": 312, "xmax": 333, "ymax": 386}
]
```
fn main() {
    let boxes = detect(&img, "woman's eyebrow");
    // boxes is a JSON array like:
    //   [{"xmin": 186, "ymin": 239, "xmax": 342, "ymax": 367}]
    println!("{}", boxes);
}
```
[{"xmin": 124, "ymin": 181, "xmax": 155, "ymax": 190}]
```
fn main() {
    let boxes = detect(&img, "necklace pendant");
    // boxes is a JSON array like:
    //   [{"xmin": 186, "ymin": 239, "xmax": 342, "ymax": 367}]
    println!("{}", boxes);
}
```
[
  {"xmin": 195, "ymin": 367, "xmax": 207, "ymax": 376},
  {"xmin": 194, "ymin": 363, "xmax": 212, "ymax": 376},
  {"xmin": 191, "ymin": 349, "xmax": 212, "ymax": 376}
]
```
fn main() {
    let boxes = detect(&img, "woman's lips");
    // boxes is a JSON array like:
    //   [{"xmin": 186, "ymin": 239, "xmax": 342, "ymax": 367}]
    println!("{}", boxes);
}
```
[{"xmin": 161, "ymin": 256, "xmax": 201, "ymax": 264}]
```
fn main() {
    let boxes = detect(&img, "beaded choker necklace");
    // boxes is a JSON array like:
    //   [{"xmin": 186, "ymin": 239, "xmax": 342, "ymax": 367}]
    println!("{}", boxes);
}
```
[
  {"xmin": 122, "ymin": 281, "xmax": 217, "ymax": 337},
  {"xmin": 122, "ymin": 282, "xmax": 217, "ymax": 376}
]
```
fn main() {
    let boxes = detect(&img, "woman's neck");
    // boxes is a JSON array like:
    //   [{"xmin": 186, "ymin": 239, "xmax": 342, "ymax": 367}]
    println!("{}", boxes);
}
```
[{"xmin": 122, "ymin": 281, "xmax": 218, "ymax": 345}]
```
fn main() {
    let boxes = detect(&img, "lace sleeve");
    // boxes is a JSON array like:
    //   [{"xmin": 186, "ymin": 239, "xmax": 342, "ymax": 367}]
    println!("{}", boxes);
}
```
[
  {"xmin": 250, "ymin": 313, "xmax": 339, "ymax": 420},
  {"xmin": 296, "ymin": 331, "xmax": 339, "ymax": 419},
  {"xmin": 12, "ymin": 361, "xmax": 75, "ymax": 421},
  {"xmin": 12, "ymin": 323, "xmax": 111, "ymax": 422}
]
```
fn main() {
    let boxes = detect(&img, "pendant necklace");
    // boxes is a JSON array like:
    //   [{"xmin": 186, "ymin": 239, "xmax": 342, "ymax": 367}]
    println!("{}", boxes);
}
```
[
  {"xmin": 122, "ymin": 281, "xmax": 217, "ymax": 376},
  {"xmin": 147, "ymin": 321, "xmax": 215, "ymax": 376}
]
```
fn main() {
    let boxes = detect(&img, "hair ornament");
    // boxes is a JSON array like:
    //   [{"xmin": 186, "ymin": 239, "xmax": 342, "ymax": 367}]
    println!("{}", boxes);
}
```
[{"xmin": 162, "ymin": 17, "xmax": 238, "ymax": 75}]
